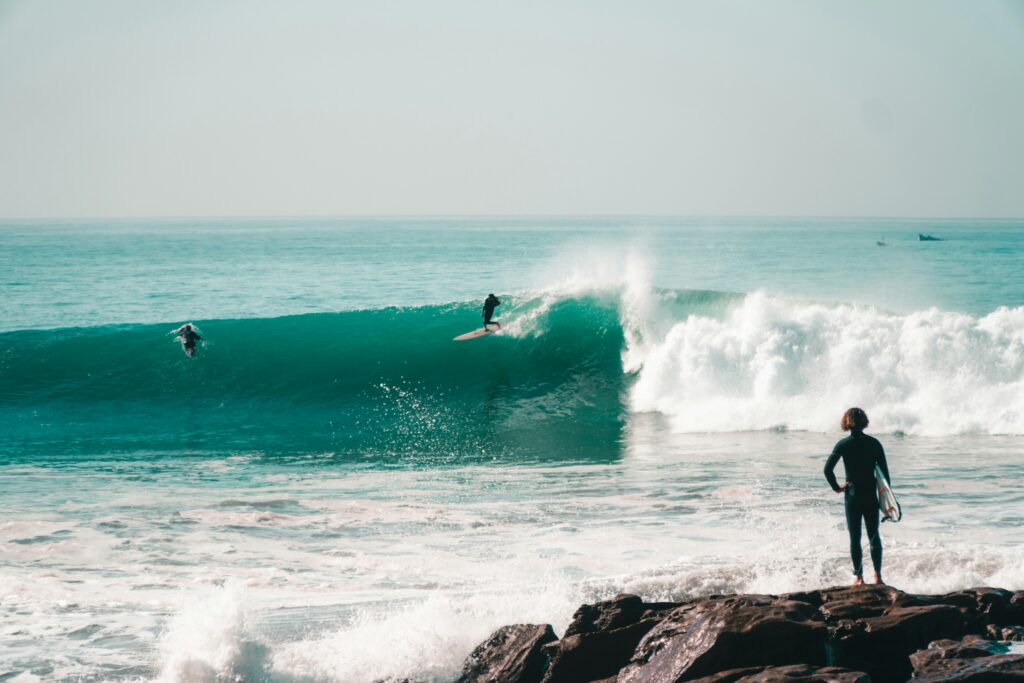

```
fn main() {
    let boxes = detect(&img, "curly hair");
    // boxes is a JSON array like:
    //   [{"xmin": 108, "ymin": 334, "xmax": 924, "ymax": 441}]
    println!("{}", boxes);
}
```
[{"xmin": 841, "ymin": 407, "xmax": 869, "ymax": 432}]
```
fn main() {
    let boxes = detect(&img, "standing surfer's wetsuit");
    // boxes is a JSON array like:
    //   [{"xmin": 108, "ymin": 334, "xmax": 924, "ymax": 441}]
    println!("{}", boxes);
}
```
[
  {"xmin": 482, "ymin": 294, "xmax": 500, "ymax": 329},
  {"xmin": 824, "ymin": 431, "xmax": 890, "ymax": 578},
  {"xmin": 176, "ymin": 324, "xmax": 202, "ymax": 357}
]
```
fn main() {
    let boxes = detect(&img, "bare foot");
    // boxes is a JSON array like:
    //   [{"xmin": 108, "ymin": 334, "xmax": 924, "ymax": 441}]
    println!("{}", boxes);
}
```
[
  {"xmin": 872, "ymin": 573, "xmax": 884, "ymax": 585},
  {"xmin": 853, "ymin": 575, "xmax": 865, "ymax": 586}
]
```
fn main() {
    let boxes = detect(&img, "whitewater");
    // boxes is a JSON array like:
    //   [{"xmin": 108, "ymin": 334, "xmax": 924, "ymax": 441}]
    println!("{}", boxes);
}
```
[{"xmin": 1, "ymin": 217, "xmax": 1023, "ymax": 682}]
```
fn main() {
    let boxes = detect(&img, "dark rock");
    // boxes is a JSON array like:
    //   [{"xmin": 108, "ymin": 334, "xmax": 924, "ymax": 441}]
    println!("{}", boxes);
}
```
[
  {"xmin": 954, "ymin": 587, "xmax": 1013, "ymax": 620},
  {"xmin": 779, "ymin": 590, "xmax": 826, "ymax": 606},
  {"xmin": 987, "ymin": 624, "xmax": 1024, "ymax": 642},
  {"xmin": 828, "ymin": 604, "xmax": 972, "ymax": 683},
  {"xmin": 784, "ymin": 585, "xmax": 900, "ymax": 611},
  {"xmin": 564, "ymin": 594, "xmax": 646, "ymax": 636},
  {"xmin": 543, "ymin": 594, "xmax": 679, "ymax": 683},
  {"xmin": 818, "ymin": 585, "xmax": 903, "ymax": 623},
  {"xmin": 563, "ymin": 593, "xmax": 679, "ymax": 637},
  {"xmin": 994, "ymin": 592, "xmax": 1024, "ymax": 628},
  {"xmin": 456, "ymin": 624, "xmax": 557, "ymax": 683},
  {"xmin": 898, "ymin": 587, "xmax": 1013, "ymax": 621},
  {"xmin": 617, "ymin": 597, "xmax": 826, "ymax": 683},
  {"xmin": 687, "ymin": 663, "xmax": 872, "ymax": 682},
  {"xmin": 459, "ymin": 585, "xmax": 1021, "ymax": 683},
  {"xmin": 909, "ymin": 635, "xmax": 1024, "ymax": 681},
  {"xmin": 542, "ymin": 619, "xmax": 661, "ymax": 683}
]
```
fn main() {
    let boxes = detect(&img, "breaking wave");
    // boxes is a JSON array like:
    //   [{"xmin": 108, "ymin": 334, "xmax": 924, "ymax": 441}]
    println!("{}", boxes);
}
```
[{"xmin": 2, "ymin": 279, "xmax": 1022, "ymax": 461}]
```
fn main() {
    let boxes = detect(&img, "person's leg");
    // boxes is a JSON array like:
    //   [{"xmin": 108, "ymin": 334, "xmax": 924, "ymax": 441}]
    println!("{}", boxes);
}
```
[
  {"xmin": 863, "ymin": 499, "xmax": 883, "ymax": 583},
  {"xmin": 844, "ymin": 493, "xmax": 864, "ymax": 581}
]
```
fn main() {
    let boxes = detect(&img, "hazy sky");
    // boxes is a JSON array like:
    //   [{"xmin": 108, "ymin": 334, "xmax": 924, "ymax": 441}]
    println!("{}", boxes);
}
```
[{"xmin": 0, "ymin": 0, "xmax": 1022, "ymax": 218}]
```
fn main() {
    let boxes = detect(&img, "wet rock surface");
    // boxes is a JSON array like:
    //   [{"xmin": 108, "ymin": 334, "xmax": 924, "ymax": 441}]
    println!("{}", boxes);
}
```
[
  {"xmin": 457, "ymin": 585, "xmax": 1024, "ymax": 682},
  {"xmin": 456, "ymin": 623, "xmax": 557, "ymax": 683},
  {"xmin": 616, "ymin": 596, "xmax": 827, "ymax": 683},
  {"xmin": 909, "ymin": 635, "xmax": 1024, "ymax": 681},
  {"xmin": 686, "ymin": 663, "xmax": 872, "ymax": 682},
  {"xmin": 541, "ymin": 594, "xmax": 676, "ymax": 683}
]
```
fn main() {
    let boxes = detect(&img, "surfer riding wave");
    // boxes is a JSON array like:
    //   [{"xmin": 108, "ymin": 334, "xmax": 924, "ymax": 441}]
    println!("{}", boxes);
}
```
[
  {"xmin": 482, "ymin": 293, "xmax": 500, "ymax": 330},
  {"xmin": 824, "ymin": 407, "xmax": 891, "ymax": 586}
]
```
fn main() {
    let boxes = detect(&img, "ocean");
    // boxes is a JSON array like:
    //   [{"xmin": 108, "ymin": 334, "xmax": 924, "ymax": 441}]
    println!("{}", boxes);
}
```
[{"xmin": 1, "ymin": 217, "xmax": 1023, "ymax": 682}]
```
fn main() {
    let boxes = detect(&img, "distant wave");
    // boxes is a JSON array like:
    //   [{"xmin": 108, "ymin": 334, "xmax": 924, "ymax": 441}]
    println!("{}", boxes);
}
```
[{"xmin": 2, "ymin": 284, "xmax": 1022, "ymax": 459}]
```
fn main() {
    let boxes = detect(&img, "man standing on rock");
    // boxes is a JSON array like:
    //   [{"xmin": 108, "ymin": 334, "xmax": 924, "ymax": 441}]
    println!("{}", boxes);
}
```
[{"xmin": 824, "ymin": 407, "xmax": 891, "ymax": 586}]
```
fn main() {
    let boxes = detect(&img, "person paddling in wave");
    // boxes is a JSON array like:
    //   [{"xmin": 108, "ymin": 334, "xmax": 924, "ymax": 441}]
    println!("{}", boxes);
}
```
[
  {"xmin": 173, "ymin": 323, "xmax": 202, "ymax": 357},
  {"xmin": 824, "ymin": 407, "xmax": 891, "ymax": 586},
  {"xmin": 482, "ymin": 293, "xmax": 500, "ymax": 331}
]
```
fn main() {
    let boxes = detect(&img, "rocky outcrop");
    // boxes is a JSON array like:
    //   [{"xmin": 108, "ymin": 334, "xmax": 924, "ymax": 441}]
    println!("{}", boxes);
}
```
[
  {"xmin": 456, "ymin": 624, "xmax": 557, "ymax": 683},
  {"xmin": 909, "ymin": 635, "xmax": 1024, "ymax": 681},
  {"xmin": 617, "ymin": 596, "xmax": 826, "ymax": 683},
  {"xmin": 458, "ymin": 585, "xmax": 1024, "ymax": 683},
  {"xmin": 540, "ymin": 594, "xmax": 677, "ymax": 683},
  {"xmin": 987, "ymin": 624, "xmax": 1024, "ymax": 642}
]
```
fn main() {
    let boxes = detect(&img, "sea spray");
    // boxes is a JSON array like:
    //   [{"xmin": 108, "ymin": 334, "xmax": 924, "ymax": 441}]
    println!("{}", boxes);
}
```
[
  {"xmin": 628, "ymin": 292, "xmax": 1024, "ymax": 435},
  {"xmin": 157, "ymin": 581, "xmax": 272, "ymax": 683}
]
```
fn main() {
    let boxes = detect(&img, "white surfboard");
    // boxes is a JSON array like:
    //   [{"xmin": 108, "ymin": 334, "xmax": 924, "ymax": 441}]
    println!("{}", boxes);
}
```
[
  {"xmin": 454, "ymin": 324, "xmax": 500, "ymax": 341},
  {"xmin": 875, "ymin": 464, "xmax": 901, "ymax": 523}
]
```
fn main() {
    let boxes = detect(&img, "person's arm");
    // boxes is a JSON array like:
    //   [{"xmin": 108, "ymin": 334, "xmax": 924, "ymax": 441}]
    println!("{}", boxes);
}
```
[
  {"xmin": 877, "ymin": 442, "xmax": 890, "ymax": 485},
  {"xmin": 824, "ymin": 451, "xmax": 844, "ymax": 492},
  {"xmin": 194, "ymin": 332, "xmax": 202, "ymax": 340}
]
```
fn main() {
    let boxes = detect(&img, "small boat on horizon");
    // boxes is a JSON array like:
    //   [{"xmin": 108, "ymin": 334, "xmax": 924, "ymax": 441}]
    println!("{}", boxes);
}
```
[{"xmin": 918, "ymin": 233, "xmax": 943, "ymax": 241}]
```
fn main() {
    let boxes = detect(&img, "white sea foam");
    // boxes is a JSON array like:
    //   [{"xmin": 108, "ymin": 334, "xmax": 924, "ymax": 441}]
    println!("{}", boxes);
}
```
[
  {"xmin": 272, "ymin": 585, "xmax": 578, "ymax": 683},
  {"xmin": 150, "ymin": 542, "xmax": 1024, "ymax": 683},
  {"xmin": 512, "ymin": 245, "xmax": 1024, "ymax": 436},
  {"xmin": 627, "ymin": 292, "xmax": 1024, "ymax": 435},
  {"xmin": 157, "ymin": 581, "xmax": 273, "ymax": 683},
  {"xmin": 502, "ymin": 243, "xmax": 658, "ymax": 340}
]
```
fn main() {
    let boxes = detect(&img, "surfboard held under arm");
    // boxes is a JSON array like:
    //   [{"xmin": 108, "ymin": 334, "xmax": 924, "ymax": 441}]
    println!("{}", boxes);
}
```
[
  {"xmin": 875, "ymin": 464, "xmax": 902, "ymax": 523},
  {"xmin": 454, "ymin": 324, "xmax": 501, "ymax": 341}
]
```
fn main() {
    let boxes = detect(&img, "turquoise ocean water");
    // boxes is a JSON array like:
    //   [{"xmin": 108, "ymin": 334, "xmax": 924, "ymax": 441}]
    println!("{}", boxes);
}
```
[{"xmin": 2, "ymin": 217, "xmax": 1023, "ymax": 681}]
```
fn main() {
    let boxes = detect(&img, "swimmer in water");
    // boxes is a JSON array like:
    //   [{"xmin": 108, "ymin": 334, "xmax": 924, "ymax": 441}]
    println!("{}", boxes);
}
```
[{"xmin": 174, "ymin": 323, "xmax": 202, "ymax": 357}]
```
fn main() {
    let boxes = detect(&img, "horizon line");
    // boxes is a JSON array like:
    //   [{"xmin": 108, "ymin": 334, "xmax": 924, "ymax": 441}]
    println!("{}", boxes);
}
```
[{"xmin": 1, "ymin": 212, "xmax": 1022, "ymax": 223}]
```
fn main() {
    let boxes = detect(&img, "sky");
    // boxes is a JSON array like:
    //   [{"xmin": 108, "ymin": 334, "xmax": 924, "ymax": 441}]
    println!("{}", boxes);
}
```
[{"xmin": 0, "ymin": 0, "xmax": 1022, "ymax": 219}]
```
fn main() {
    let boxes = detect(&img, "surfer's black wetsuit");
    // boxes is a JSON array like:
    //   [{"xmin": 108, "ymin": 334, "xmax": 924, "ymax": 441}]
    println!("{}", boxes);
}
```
[
  {"xmin": 824, "ymin": 431, "xmax": 890, "ymax": 577},
  {"xmin": 178, "ymin": 327, "xmax": 201, "ymax": 357},
  {"xmin": 482, "ymin": 295, "xmax": 500, "ymax": 328}
]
